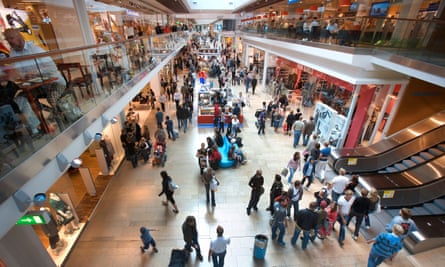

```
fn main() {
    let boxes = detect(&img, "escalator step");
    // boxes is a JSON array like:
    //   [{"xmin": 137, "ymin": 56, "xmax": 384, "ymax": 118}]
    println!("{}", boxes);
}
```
[
  {"xmin": 394, "ymin": 163, "xmax": 407, "ymax": 171},
  {"xmin": 419, "ymin": 152, "xmax": 434, "ymax": 161},
  {"xmin": 385, "ymin": 167, "xmax": 398, "ymax": 173},
  {"xmin": 410, "ymin": 156, "xmax": 426, "ymax": 164},
  {"xmin": 386, "ymin": 209, "xmax": 400, "ymax": 217},
  {"xmin": 433, "ymin": 199, "xmax": 445, "ymax": 211},
  {"xmin": 437, "ymin": 143, "xmax": 445, "ymax": 152},
  {"xmin": 424, "ymin": 203, "xmax": 445, "ymax": 214},
  {"xmin": 411, "ymin": 206, "xmax": 431, "ymax": 216},
  {"xmin": 402, "ymin": 159, "xmax": 416, "ymax": 168},
  {"xmin": 428, "ymin": 148, "xmax": 443, "ymax": 156}
]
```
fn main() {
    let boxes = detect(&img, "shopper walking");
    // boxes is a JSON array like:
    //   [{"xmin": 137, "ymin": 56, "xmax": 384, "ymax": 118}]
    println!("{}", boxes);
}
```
[
  {"xmin": 139, "ymin": 226, "xmax": 158, "ymax": 253},
  {"xmin": 246, "ymin": 169, "xmax": 265, "ymax": 215},
  {"xmin": 208, "ymin": 225, "xmax": 230, "ymax": 267},
  {"xmin": 337, "ymin": 189, "xmax": 355, "ymax": 247},
  {"xmin": 158, "ymin": 171, "xmax": 179, "ymax": 213},
  {"xmin": 287, "ymin": 180, "xmax": 303, "ymax": 221},
  {"xmin": 182, "ymin": 216, "xmax": 203, "ymax": 261},
  {"xmin": 287, "ymin": 151, "xmax": 301, "ymax": 184},
  {"xmin": 292, "ymin": 117, "xmax": 305, "ymax": 148},
  {"xmin": 290, "ymin": 201, "xmax": 318, "ymax": 250},
  {"xmin": 267, "ymin": 174, "xmax": 284, "ymax": 214},
  {"xmin": 347, "ymin": 188, "xmax": 371, "ymax": 241},
  {"xmin": 271, "ymin": 197, "xmax": 288, "ymax": 246},
  {"xmin": 367, "ymin": 224, "xmax": 404, "ymax": 267},
  {"xmin": 202, "ymin": 167, "xmax": 216, "ymax": 206}
]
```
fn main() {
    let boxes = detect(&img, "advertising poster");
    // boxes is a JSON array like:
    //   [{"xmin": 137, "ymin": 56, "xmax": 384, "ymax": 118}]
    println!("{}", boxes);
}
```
[
  {"xmin": 313, "ymin": 102, "xmax": 346, "ymax": 148},
  {"xmin": 0, "ymin": 8, "xmax": 48, "ymax": 52}
]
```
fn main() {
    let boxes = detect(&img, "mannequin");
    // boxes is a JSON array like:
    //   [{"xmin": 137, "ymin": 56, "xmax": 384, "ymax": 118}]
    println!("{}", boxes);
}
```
[
  {"xmin": 48, "ymin": 193, "xmax": 79, "ymax": 234},
  {"xmin": 39, "ymin": 207, "xmax": 65, "ymax": 255}
]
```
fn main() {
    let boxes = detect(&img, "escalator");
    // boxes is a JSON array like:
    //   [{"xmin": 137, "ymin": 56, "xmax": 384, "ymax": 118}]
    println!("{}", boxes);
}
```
[
  {"xmin": 330, "ymin": 110, "xmax": 445, "ymax": 254},
  {"xmin": 330, "ymin": 110, "xmax": 445, "ymax": 174}
]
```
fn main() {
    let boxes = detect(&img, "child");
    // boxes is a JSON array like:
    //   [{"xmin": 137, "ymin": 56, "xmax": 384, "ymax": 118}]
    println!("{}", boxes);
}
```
[
  {"xmin": 140, "ymin": 226, "xmax": 158, "ymax": 253},
  {"xmin": 319, "ymin": 202, "xmax": 338, "ymax": 238}
]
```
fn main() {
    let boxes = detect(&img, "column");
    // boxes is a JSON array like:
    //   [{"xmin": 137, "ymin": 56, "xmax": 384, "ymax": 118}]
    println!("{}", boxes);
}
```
[
  {"xmin": 72, "ymin": 0, "xmax": 96, "ymax": 45},
  {"xmin": 261, "ymin": 51, "xmax": 269, "ymax": 89}
]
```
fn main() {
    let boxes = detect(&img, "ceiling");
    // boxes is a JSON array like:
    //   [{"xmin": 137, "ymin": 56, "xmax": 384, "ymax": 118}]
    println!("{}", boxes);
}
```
[{"xmin": 2, "ymin": 0, "xmax": 330, "ymax": 25}]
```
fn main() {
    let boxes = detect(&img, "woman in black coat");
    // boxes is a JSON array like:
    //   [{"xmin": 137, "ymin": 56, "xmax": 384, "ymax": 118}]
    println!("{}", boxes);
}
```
[{"xmin": 158, "ymin": 171, "xmax": 179, "ymax": 213}]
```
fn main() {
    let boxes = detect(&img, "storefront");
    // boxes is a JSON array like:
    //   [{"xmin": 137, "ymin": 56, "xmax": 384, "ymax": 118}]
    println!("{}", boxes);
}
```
[{"xmin": 11, "ymin": 112, "xmax": 126, "ymax": 266}]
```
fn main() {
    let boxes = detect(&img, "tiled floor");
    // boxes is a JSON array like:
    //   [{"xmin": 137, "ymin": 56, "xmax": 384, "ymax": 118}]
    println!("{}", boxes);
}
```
[{"xmin": 64, "ymin": 82, "xmax": 443, "ymax": 267}]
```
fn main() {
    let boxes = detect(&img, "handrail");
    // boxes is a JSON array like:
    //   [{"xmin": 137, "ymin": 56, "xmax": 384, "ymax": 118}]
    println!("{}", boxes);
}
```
[
  {"xmin": 0, "ymin": 31, "xmax": 188, "ymax": 182},
  {"xmin": 0, "ymin": 33, "xmax": 184, "ymax": 66}
]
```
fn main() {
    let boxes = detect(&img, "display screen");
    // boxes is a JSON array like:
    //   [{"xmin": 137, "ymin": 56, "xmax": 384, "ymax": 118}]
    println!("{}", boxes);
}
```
[
  {"xmin": 369, "ymin": 1, "xmax": 390, "ymax": 17},
  {"xmin": 288, "ymin": 0, "xmax": 302, "ymax": 4},
  {"xmin": 349, "ymin": 2, "xmax": 359, "ymax": 12}
]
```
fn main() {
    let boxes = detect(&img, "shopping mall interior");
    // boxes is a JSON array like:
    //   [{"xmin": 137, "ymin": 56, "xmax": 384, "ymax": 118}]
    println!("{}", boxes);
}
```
[{"xmin": 0, "ymin": 0, "xmax": 444, "ymax": 266}]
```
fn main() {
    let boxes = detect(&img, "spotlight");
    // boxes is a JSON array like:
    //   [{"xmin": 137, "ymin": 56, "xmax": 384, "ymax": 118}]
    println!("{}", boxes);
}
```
[{"xmin": 71, "ymin": 158, "xmax": 83, "ymax": 168}]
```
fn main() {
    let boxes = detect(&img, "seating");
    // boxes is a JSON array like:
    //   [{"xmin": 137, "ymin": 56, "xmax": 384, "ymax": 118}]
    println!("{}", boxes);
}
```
[
  {"xmin": 218, "ymin": 136, "xmax": 236, "ymax": 168},
  {"xmin": 92, "ymin": 54, "xmax": 123, "ymax": 90},
  {"xmin": 57, "ymin": 62, "xmax": 93, "ymax": 102}
]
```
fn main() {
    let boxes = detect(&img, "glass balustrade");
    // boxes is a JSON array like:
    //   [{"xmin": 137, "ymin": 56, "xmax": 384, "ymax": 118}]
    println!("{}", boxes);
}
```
[
  {"xmin": 0, "ymin": 32, "xmax": 188, "ymax": 180},
  {"xmin": 239, "ymin": 16, "xmax": 445, "ymax": 67}
]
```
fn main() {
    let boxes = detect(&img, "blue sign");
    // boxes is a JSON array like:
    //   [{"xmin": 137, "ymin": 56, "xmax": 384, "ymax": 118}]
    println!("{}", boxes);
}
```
[{"xmin": 288, "ymin": 0, "xmax": 302, "ymax": 4}]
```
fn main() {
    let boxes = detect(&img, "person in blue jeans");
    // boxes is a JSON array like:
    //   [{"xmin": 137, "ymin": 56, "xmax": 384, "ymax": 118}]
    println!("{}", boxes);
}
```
[
  {"xmin": 290, "ymin": 201, "xmax": 318, "ymax": 250},
  {"xmin": 271, "ymin": 197, "xmax": 288, "ymax": 246},
  {"xmin": 336, "ymin": 190, "xmax": 355, "ymax": 247},
  {"xmin": 367, "ymin": 224, "xmax": 404, "ymax": 267},
  {"xmin": 139, "ymin": 227, "xmax": 158, "ymax": 253},
  {"xmin": 208, "ymin": 225, "xmax": 231, "ymax": 267},
  {"xmin": 292, "ymin": 117, "xmax": 304, "ymax": 148}
]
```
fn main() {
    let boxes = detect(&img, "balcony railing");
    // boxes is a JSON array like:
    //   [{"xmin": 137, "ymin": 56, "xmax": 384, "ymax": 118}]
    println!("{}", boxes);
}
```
[
  {"xmin": 239, "ymin": 16, "xmax": 445, "ymax": 68},
  {"xmin": 0, "ymin": 32, "xmax": 188, "ymax": 182}
]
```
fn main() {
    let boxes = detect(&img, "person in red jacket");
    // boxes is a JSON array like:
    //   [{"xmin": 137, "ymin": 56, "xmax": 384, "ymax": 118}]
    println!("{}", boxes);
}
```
[{"xmin": 209, "ymin": 146, "xmax": 221, "ymax": 170}]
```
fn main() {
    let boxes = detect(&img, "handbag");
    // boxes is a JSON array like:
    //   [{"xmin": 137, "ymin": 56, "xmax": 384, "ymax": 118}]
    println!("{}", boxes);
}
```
[
  {"xmin": 210, "ymin": 177, "xmax": 220, "ymax": 191},
  {"xmin": 168, "ymin": 180, "xmax": 179, "ymax": 191}
]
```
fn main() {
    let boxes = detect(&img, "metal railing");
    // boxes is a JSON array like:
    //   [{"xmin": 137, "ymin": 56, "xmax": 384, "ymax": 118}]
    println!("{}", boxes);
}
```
[
  {"xmin": 239, "ymin": 16, "xmax": 445, "ymax": 67},
  {"xmin": 0, "ymin": 31, "xmax": 188, "ymax": 181}
]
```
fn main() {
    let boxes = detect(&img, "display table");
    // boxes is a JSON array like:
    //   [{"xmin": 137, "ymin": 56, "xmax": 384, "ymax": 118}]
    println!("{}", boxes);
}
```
[
  {"xmin": 197, "ymin": 86, "xmax": 244, "ymax": 128},
  {"xmin": 198, "ymin": 111, "xmax": 243, "ymax": 128}
]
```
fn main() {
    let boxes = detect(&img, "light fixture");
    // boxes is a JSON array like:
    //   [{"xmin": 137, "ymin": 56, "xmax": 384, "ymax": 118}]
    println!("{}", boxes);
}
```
[
  {"xmin": 94, "ymin": 132, "xmax": 103, "ymax": 141},
  {"xmin": 110, "ymin": 117, "xmax": 118, "ymax": 124},
  {"xmin": 33, "ymin": 193, "xmax": 47, "ymax": 207},
  {"xmin": 102, "ymin": 115, "xmax": 119, "ymax": 126},
  {"xmin": 71, "ymin": 158, "xmax": 83, "ymax": 168}
]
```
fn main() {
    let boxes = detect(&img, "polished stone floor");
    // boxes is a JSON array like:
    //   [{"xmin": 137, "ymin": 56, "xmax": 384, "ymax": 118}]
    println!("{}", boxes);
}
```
[{"xmin": 64, "ymin": 82, "xmax": 444, "ymax": 267}]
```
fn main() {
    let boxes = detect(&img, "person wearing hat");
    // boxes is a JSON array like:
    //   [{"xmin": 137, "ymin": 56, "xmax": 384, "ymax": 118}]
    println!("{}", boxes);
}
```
[
  {"xmin": 208, "ymin": 225, "xmax": 230, "ymax": 267},
  {"xmin": 367, "ymin": 224, "xmax": 404, "ymax": 267}
]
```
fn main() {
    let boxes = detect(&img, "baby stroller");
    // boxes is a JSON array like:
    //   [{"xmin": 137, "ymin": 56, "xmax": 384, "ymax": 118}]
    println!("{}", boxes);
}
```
[{"xmin": 152, "ymin": 142, "xmax": 166, "ymax": 167}]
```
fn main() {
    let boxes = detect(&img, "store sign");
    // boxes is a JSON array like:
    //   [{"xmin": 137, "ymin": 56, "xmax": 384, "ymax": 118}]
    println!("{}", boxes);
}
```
[{"xmin": 16, "ymin": 211, "xmax": 50, "ymax": 225}]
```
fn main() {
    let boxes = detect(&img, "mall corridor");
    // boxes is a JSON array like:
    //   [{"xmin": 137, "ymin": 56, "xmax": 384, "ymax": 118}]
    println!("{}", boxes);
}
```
[{"xmin": 64, "ymin": 83, "xmax": 444, "ymax": 267}]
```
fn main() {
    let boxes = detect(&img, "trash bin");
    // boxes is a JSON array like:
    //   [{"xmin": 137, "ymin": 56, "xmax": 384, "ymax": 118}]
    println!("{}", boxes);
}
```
[{"xmin": 253, "ymin": 234, "xmax": 268, "ymax": 259}]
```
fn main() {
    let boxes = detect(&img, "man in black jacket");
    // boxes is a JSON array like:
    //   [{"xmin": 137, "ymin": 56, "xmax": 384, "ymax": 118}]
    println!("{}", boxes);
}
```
[
  {"xmin": 290, "ymin": 201, "xmax": 318, "ymax": 250},
  {"xmin": 347, "ymin": 188, "xmax": 370, "ymax": 241},
  {"xmin": 246, "ymin": 169, "xmax": 265, "ymax": 215}
]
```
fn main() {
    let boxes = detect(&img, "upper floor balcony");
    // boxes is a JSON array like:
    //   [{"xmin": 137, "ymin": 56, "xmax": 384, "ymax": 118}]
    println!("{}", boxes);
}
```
[
  {"xmin": 0, "ymin": 32, "xmax": 188, "ymax": 207},
  {"xmin": 238, "ymin": 16, "xmax": 445, "ymax": 87}
]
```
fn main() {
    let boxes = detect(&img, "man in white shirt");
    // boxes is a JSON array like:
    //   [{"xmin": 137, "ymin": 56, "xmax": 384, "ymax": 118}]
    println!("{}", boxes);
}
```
[
  {"xmin": 208, "ymin": 225, "xmax": 230, "ymax": 267},
  {"xmin": 331, "ymin": 168, "xmax": 350, "ymax": 202},
  {"xmin": 337, "ymin": 189, "xmax": 355, "ymax": 247}
]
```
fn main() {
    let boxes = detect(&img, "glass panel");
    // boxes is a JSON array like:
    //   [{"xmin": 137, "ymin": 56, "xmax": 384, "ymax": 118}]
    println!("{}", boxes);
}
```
[{"xmin": 0, "ymin": 32, "xmax": 188, "ymax": 180}]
